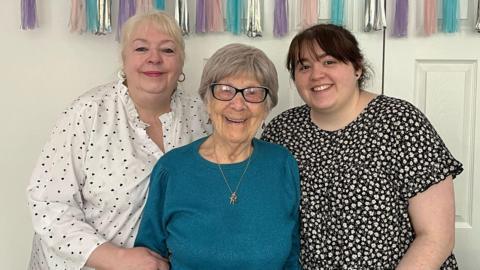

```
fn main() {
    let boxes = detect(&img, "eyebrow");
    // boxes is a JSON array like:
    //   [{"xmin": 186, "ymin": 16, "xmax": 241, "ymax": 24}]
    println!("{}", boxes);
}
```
[
  {"xmin": 297, "ymin": 53, "xmax": 328, "ymax": 65},
  {"xmin": 131, "ymin": 38, "xmax": 176, "ymax": 45}
]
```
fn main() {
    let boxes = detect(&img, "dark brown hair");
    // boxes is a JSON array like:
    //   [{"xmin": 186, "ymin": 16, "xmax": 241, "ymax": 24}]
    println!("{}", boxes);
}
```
[{"xmin": 287, "ymin": 24, "xmax": 371, "ymax": 88}]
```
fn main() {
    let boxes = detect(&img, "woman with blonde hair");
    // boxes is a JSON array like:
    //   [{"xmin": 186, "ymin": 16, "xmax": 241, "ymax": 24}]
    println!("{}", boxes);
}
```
[{"xmin": 27, "ymin": 11, "xmax": 210, "ymax": 270}]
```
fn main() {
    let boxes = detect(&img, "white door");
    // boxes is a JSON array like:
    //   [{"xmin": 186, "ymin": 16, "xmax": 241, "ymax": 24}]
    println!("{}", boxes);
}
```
[{"xmin": 383, "ymin": 1, "xmax": 480, "ymax": 268}]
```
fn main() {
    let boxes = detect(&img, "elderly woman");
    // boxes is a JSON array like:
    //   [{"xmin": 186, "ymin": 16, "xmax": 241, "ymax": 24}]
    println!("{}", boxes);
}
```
[
  {"xmin": 262, "ymin": 24, "xmax": 463, "ymax": 269},
  {"xmin": 26, "ymin": 11, "xmax": 210, "ymax": 270},
  {"xmin": 134, "ymin": 43, "xmax": 301, "ymax": 269}
]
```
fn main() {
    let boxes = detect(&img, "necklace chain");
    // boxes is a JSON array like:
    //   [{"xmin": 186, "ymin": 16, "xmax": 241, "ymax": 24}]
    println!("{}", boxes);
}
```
[{"xmin": 214, "ymin": 146, "xmax": 252, "ymax": 205}]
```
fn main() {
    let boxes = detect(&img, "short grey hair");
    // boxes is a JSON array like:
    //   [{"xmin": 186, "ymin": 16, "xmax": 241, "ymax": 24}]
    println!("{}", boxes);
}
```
[
  {"xmin": 198, "ymin": 43, "xmax": 278, "ymax": 110},
  {"xmin": 120, "ymin": 11, "xmax": 185, "ymax": 65}
]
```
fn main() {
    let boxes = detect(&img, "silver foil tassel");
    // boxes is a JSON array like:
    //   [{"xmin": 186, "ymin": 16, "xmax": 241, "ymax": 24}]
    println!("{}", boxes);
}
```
[
  {"xmin": 246, "ymin": 0, "xmax": 262, "ymax": 37},
  {"xmin": 97, "ymin": 0, "xmax": 112, "ymax": 35},
  {"xmin": 476, "ymin": 0, "xmax": 480, "ymax": 32},
  {"xmin": 373, "ymin": 0, "xmax": 387, "ymax": 31},
  {"xmin": 175, "ymin": 0, "xmax": 190, "ymax": 36},
  {"xmin": 364, "ymin": 0, "xmax": 386, "ymax": 32},
  {"xmin": 364, "ymin": 0, "xmax": 374, "ymax": 31}
]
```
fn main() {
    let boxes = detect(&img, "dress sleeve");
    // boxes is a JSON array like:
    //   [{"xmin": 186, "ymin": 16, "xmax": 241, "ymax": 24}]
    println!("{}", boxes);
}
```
[
  {"xmin": 134, "ymin": 163, "xmax": 169, "ymax": 257},
  {"xmin": 284, "ymin": 154, "xmax": 302, "ymax": 270},
  {"xmin": 26, "ymin": 102, "xmax": 106, "ymax": 268},
  {"xmin": 396, "ymin": 104, "xmax": 463, "ymax": 199}
]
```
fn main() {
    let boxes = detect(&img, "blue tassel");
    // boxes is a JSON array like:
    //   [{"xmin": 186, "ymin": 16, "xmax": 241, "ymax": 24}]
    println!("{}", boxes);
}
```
[
  {"xmin": 227, "ymin": 0, "xmax": 243, "ymax": 34},
  {"xmin": 331, "ymin": 0, "xmax": 345, "ymax": 26},
  {"xmin": 154, "ymin": 0, "xmax": 165, "ymax": 10},
  {"xmin": 442, "ymin": 0, "xmax": 458, "ymax": 33},
  {"xmin": 86, "ymin": 0, "xmax": 99, "ymax": 33}
]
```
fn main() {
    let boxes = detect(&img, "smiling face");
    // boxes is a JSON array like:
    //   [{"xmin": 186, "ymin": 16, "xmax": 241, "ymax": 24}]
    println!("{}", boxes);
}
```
[
  {"xmin": 207, "ymin": 74, "xmax": 268, "ymax": 146},
  {"xmin": 122, "ymin": 21, "xmax": 183, "ymax": 98},
  {"xmin": 294, "ymin": 43, "xmax": 361, "ymax": 116}
]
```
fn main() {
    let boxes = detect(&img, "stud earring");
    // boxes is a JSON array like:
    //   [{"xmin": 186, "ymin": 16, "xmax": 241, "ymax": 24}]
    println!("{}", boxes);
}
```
[{"xmin": 261, "ymin": 122, "xmax": 266, "ymax": 129}]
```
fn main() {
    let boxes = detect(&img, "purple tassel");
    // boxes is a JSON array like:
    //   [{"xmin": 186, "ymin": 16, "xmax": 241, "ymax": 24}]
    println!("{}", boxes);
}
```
[
  {"xmin": 21, "ymin": 0, "xmax": 38, "ymax": 30},
  {"xmin": 393, "ymin": 0, "xmax": 408, "ymax": 37},
  {"xmin": 196, "ymin": 0, "xmax": 207, "ymax": 33},
  {"xmin": 274, "ymin": 0, "xmax": 288, "ymax": 37},
  {"xmin": 117, "ymin": 0, "xmax": 137, "ymax": 40}
]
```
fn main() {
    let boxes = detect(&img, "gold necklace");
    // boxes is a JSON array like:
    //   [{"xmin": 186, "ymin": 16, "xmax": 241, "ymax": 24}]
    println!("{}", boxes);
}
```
[{"xmin": 213, "ymin": 146, "xmax": 252, "ymax": 205}]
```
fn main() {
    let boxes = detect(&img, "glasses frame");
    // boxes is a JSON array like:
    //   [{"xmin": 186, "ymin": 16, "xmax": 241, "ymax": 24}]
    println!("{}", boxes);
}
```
[{"xmin": 209, "ymin": 83, "xmax": 270, "ymax": 103}]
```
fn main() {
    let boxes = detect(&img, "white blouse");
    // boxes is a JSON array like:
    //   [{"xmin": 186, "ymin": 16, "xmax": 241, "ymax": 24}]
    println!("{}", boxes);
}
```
[{"xmin": 27, "ymin": 79, "xmax": 211, "ymax": 270}]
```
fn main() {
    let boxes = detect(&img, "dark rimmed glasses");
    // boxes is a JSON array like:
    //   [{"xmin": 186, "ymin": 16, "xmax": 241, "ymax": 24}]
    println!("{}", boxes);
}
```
[{"xmin": 210, "ymin": 83, "xmax": 269, "ymax": 103}]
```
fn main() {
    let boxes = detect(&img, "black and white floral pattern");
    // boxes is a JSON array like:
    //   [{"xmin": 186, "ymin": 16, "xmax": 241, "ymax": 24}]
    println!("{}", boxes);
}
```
[{"xmin": 262, "ymin": 95, "xmax": 463, "ymax": 270}]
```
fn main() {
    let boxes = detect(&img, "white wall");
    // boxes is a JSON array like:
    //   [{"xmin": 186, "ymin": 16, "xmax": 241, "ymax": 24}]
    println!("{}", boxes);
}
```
[{"xmin": 0, "ymin": 1, "xmax": 383, "ymax": 268}]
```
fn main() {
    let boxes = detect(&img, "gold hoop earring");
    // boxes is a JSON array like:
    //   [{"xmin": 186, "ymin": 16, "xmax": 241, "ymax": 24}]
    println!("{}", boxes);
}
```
[{"xmin": 178, "ymin": 72, "xmax": 186, "ymax": 82}]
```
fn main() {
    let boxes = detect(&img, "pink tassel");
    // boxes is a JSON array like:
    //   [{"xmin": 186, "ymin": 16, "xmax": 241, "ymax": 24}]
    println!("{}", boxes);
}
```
[
  {"xmin": 299, "ymin": 0, "xmax": 318, "ymax": 29},
  {"xmin": 207, "ymin": 0, "xmax": 224, "ymax": 32},
  {"xmin": 136, "ymin": 0, "xmax": 153, "ymax": 14},
  {"xmin": 21, "ymin": 0, "xmax": 38, "ymax": 30},
  {"xmin": 424, "ymin": 0, "xmax": 437, "ymax": 35},
  {"xmin": 69, "ymin": 0, "xmax": 86, "ymax": 33}
]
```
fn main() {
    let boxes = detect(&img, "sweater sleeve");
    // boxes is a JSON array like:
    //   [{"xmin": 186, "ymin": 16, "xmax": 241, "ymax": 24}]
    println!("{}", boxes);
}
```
[
  {"xmin": 284, "ymin": 153, "xmax": 302, "ymax": 270},
  {"xmin": 134, "ymin": 163, "xmax": 169, "ymax": 257}
]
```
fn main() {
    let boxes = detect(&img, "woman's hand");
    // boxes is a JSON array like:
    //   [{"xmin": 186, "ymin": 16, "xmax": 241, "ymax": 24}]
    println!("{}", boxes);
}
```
[{"xmin": 86, "ymin": 242, "xmax": 169, "ymax": 270}]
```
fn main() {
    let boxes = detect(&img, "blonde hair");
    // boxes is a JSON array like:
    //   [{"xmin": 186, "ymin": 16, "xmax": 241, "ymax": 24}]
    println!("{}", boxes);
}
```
[{"xmin": 120, "ymin": 11, "xmax": 185, "ymax": 64}]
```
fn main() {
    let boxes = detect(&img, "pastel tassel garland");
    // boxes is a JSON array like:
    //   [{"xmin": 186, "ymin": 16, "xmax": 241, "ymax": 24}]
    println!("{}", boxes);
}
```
[
  {"xmin": 364, "ymin": 0, "xmax": 386, "ymax": 32},
  {"xmin": 117, "ymin": 0, "xmax": 136, "ymax": 40},
  {"xmin": 246, "ymin": 0, "xmax": 262, "ymax": 37},
  {"xmin": 175, "ymin": 0, "xmax": 190, "ymax": 35},
  {"xmin": 274, "ymin": 0, "xmax": 288, "ymax": 37},
  {"xmin": 475, "ymin": 0, "xmax": 480, "ymax": 32},
  {"xmin": 442, "ymin": 0, "xmax": 458, "ymax": 33},
  {"xmin": 227, "ymin": 0, "xmax": 243, "ymax": 35},
  {"xmin": 69, "ymin": 0, "xmax": 86, "ymax": 33},
  {"xmin": 21, "ymin": 0, "xmax": 38, "ymax": 30},
  {"xmin": 299, "ymin": 0, "xmax": 318, "ymax": 29},
  {"xmin": 393, "ymin": 0, "xmax": 408, "ymax": 37},
  {"xmin": 97, "ymin": 0, "xmax": 112, "ymax": 35},
  {"xmin": 424, "ymin": 0, "xmax": 437, "ymax": 35},
  {"xmin": 86, "ymin": 0, "xmax": 99, "ymax": 33},
  {"xmin": 331, "ymin": 0, "xmax": 345, "ymax": 26},
  {"xmin": 207, "ymin": 0, "xmax": 225, "ymax": 32},
  {"xmin": 196, "ymin": 0, "xmax": 207, "ymax": 33},
  {"xmin": 154, "ymin": 0, "xmax": 165, "ymax": 10},
  {"xmin": 136, "ymin": 0, "xmax": 153, "ymax": 14}
]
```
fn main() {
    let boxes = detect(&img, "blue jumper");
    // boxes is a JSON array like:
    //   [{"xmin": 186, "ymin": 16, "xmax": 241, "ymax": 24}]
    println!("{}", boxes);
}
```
[{"xmin": 135, "ymin": 137, "xmax": 301, "ymax": 270}]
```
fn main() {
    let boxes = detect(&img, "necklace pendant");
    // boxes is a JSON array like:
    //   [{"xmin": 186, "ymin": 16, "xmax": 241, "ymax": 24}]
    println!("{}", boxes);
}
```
[{"xmin": 229, "ymin": 192, "xmax": 238, "ymax": 205}]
